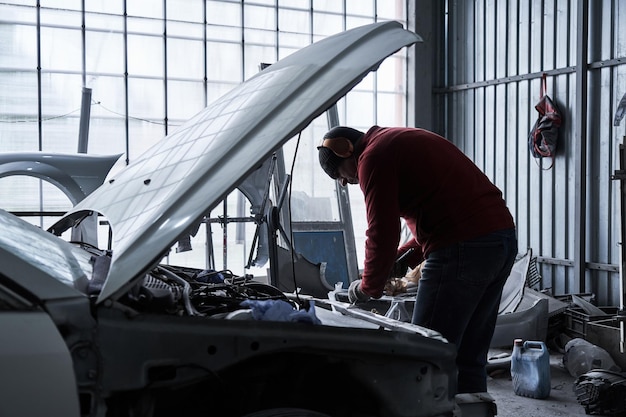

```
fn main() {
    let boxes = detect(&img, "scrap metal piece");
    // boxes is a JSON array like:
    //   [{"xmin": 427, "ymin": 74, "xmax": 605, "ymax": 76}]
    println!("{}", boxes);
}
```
[
  {"xmin": 498, "ymin": 249, "xmax": 532, "ymax": 315},
  {"xmin": 574, "ymin": 370, "xmax": 626, "ymax": 416}
]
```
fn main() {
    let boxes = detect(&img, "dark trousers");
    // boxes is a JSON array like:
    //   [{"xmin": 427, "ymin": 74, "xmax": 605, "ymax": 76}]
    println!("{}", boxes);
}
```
[{"xmin": 411, "ymin": 228, "xmax": 518, "ymax": 393}]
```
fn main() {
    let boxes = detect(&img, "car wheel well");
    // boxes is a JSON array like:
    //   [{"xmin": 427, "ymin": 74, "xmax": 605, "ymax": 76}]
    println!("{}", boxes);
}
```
[
  {"xmin": 218, "ymin": 352, "xmax": 381, "ymax": 417},
  {"xmin": 104, "ymin": 352, "xmax": 382, "ymax": 417}
]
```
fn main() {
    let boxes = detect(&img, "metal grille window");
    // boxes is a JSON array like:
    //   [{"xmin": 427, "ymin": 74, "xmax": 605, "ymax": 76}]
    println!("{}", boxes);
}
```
[{"xmin": 0, "ymin": 0, "xmax": 410, "ymax": 272}]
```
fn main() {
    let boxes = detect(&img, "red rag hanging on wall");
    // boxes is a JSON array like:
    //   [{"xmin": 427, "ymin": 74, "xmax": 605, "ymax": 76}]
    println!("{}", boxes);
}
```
[{"xmin": 528, "ymin": 73, "xmax": 563, "ymax": 169}]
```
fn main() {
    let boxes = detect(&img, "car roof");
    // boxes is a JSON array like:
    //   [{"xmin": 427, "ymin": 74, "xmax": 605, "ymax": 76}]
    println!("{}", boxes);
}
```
[{"xmin": 48, "ymin": 21, "xmax": 422, "ymax": 304}]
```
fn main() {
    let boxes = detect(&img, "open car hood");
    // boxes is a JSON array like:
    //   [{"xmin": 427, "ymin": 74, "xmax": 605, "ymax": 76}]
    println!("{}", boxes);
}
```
[{"xmin": 49, "ymin": 21, "xmax": 422, "ymax": 304}]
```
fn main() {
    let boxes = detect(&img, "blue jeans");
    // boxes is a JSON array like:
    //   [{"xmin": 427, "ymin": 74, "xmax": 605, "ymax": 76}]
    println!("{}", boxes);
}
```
[{"xmin": 411, "ymin": 228, "xmax": 518, "ymax": 394}]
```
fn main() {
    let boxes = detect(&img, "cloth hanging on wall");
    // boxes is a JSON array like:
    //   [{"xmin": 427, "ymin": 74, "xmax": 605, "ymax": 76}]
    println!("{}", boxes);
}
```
[{"xmin": 528, "ymin": 73, "xmax": 563, "ymax": 169}]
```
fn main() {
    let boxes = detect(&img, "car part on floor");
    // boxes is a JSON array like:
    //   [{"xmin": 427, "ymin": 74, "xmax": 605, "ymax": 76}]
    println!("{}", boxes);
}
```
[{"xmin": 573, "ymin": 369, "xmax": 626, "ymax": 416}]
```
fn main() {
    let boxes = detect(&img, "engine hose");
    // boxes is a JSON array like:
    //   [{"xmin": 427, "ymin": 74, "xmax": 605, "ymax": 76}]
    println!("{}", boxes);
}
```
[{"xmin": 157, "ymin": 266, "xmax": 203, "ymax": 316}]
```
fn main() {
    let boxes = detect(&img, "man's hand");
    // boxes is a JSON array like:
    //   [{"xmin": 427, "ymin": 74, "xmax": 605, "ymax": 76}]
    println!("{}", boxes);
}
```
[{"xmin": 348, "ymin": 279, "xmax": 371, "ymax": 303}]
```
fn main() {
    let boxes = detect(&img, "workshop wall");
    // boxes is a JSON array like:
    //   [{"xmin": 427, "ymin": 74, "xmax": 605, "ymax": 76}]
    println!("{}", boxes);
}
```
[{"xmin": 427, "ymin": 0, "xmax": 626, "ymax": 306}]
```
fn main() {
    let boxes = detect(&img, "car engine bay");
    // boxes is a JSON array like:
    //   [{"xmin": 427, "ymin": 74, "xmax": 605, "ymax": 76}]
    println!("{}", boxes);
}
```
[{"xmin": 123, "ymin": 264, "xmax": 298, "ymax": 318}]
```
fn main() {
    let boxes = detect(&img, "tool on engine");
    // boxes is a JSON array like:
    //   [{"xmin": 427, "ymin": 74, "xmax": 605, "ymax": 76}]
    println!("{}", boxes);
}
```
[{"xmin": 391, "ymin": 247, "xmax": 415, "ymax": 278}]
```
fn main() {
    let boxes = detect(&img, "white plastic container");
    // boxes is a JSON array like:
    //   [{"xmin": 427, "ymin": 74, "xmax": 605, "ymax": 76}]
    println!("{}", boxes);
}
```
[{"xmin": 510, "ymin": 339, "xmax": 551, "ymax": 399}]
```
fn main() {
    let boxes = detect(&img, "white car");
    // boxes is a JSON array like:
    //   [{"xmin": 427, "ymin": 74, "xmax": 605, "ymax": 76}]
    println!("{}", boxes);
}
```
[{"xmin": 0, "ymin": 22, "xmax": 467, "ymax": 417}]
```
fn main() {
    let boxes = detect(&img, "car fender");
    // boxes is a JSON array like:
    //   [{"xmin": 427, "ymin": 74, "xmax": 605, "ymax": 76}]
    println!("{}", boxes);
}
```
[{"xmin": 0, "ymin": 311, "xmax": 80, "ymax": 417}]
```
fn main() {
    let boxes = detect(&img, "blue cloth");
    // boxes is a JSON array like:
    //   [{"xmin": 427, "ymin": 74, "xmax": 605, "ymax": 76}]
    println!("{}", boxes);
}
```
[
  {"xmin": 195, "ymin": 269, "xmax": 225, "ymax": 283},
  {"xmin": 411, "ymin": 228, "xmax": 518, "ymax": 393},
  {"xmin": 240, "ymin": 299, "xmax": 321, "ymax": 325}
]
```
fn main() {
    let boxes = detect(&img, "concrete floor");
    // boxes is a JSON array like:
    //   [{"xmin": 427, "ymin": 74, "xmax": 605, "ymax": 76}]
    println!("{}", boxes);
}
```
[{"xmin": 486, "ymin": 351, "xmax": 592, "ymax": 417}]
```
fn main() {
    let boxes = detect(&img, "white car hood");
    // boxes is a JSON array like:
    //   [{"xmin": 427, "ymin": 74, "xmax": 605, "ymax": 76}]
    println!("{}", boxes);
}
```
[{"xmin": 49, "ymin": 21, "xmax": 422, "ymax": 304}]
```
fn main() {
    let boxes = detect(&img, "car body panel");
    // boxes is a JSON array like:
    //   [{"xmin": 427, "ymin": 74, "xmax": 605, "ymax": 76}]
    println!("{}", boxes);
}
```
[
  {"xmin": 0, "ymin": 208, "xmax": 91, "ymax": 301},
  {"xmin": 48, "ymin": 21, "xmax": 422, "ymax": 304},
  {"xmin": 0, "ymin": 311, "xmax": 80, "ymax": 417},
  {"xmin": 94, "ymin": 306, "xmax": 456, "ymax": 393},
  {"xmin": 0, "ymin": 152, "xmax": 122, "ymax": 205}
]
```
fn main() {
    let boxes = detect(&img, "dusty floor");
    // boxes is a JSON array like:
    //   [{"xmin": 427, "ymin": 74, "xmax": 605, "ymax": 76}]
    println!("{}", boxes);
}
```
[{"xmin": 486, "ymin": 351, "xmax": 593, "ymax": 417}]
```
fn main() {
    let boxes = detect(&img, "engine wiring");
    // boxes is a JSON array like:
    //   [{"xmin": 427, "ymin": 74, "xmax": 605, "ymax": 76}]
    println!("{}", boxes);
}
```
[{"xmin": 121, "ymin": 264, "xmax": 296, "ymax": 318}]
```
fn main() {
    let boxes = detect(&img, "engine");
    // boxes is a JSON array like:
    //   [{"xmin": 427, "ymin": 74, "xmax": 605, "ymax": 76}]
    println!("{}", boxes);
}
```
[{"xmin": 121, "ymin": 265, "xmax": 294, "ymax": 317}]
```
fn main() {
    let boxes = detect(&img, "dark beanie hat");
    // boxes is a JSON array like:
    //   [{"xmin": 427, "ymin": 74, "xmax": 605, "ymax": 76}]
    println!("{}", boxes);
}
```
[{"xmin": 317, "ymin": 126, "xmax": 364, "ymax": 179}]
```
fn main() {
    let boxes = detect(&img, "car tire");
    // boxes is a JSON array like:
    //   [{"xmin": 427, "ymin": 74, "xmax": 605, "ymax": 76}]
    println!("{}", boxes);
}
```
[{"xmin": 242, "ymin": 408, "xmax": 331, "ymax": 417}]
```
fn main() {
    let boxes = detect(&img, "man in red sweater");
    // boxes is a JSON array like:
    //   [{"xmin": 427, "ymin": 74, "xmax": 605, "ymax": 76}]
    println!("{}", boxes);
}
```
[{"xmin": 318, "ymin": 125, "xmax": 518, "ymax": 395}]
